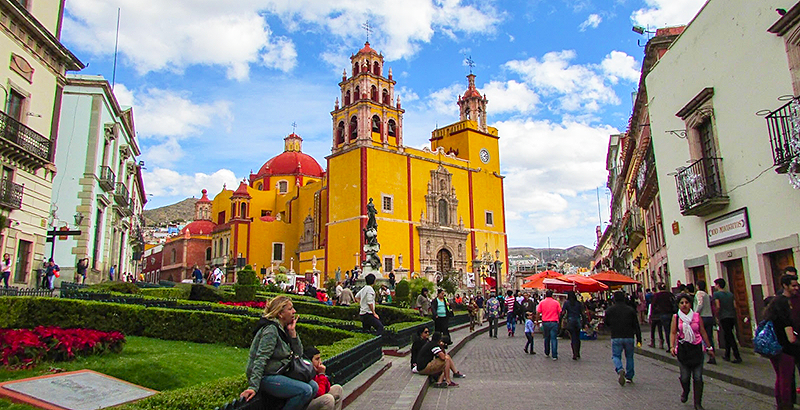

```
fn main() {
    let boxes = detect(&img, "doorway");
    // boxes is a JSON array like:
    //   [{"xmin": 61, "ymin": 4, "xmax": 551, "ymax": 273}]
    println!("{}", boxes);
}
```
[
  {"xmin": 14, "ymin": 240, "xmax": 30, "ymax": 283},
  {"xmin": 768, "ymin": 249, "xmax": 795, "ymax": 295},
  {"xmin": 691, "ymin": 265, "xmax": 706, "ymax": 286},
  {"xmin": 723, "ymin": 258, "xmax": 753, "ymax": 347},
  {"xmin": 436, "ymin": 248, "xmax": 452, "ymax": 275}
]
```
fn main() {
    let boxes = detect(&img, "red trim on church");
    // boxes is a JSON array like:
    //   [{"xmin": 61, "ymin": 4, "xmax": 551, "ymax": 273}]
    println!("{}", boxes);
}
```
[
  {"xmin": 324, "ymin": 158, "xmax": 330, "ymax": 275},
  {"xmin": 407, "ymin": 155, "xmax": 414, "ymax": 273},
  {"xmin": 360, "ymin": 147, "xmax": 367, "ymax": 264},
  {"xmin": 499, "ymin": 176, "xmax": 509, "ymax": 283},
  {"xmin": 468, "ymin": 171, "xmax": 476, "ymax": 262}
]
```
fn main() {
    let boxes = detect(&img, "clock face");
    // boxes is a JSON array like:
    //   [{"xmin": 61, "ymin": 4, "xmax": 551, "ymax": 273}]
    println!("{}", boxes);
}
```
[{"xmin": 479, "ymin": 148, "xmax": 490, "ymax": 164}]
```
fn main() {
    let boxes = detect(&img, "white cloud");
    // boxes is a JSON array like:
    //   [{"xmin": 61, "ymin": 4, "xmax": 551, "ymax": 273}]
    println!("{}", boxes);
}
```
[
  {"xmin": 600, "ymin": 51, "xmax": 640, "ymax": 84},
  {"xmin": 143, "ymin": 168, "xmax": 240, "ymax": 199},
  {"xmin": 396, "ymin": 86, "xmax": 420, "ymax": 103},
  {"xmin": 631, "ymin": 0, "xmax": 707, "ymax": 28},
  {"xmin": 579, "ymin": 14, "xmax": 602, "ymax": 31},
  {"xmin": 64, "ymin": 0, "xmax": 297, "ymax": 80},
  {"xmin": 480, "ymin": 81, "xmax": 539, "ymax": 114},
  {"xmin": 141, "ymin": 138, "xmax": 184, "ymax": 168},
  {"xmin": 426, "ymin": 84, "xmax": 463, "ymax": 116}
]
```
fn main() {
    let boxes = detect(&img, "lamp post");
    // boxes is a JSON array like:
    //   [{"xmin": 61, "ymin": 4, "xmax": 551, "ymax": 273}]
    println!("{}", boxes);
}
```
[{"xmin": 494, "ymin": 249, "xmax": 502, "ymax": 295}]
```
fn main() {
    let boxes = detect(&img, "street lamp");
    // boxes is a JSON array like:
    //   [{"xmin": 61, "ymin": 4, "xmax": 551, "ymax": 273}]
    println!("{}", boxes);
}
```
[{"xmin": 493, "ymin": 250, "xmax": 502, "ymax": 295}]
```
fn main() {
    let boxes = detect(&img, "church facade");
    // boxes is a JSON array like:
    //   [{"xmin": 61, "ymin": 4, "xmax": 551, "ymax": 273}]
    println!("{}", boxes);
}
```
[{"xmin": 189, "ymin": 43, "xmax": 508, "ymax": 288}]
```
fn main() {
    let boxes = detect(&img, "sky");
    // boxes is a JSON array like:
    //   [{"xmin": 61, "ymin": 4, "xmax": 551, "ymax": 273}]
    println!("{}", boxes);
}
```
[{"xmin": 59, "ymin": 0, "xmax": 708, "ymax": 249}]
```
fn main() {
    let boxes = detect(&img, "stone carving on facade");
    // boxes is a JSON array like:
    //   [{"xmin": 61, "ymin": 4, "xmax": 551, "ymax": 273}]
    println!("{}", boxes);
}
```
[{"xmin": 298, "ymin": 213, "xmax": 315, "ymax": 253}]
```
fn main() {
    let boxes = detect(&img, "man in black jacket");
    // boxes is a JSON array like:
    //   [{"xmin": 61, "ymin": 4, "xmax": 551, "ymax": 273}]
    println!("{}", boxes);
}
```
[{"xmin": 604, "ymin": 291, "xmax": 642, "ymax": 386}]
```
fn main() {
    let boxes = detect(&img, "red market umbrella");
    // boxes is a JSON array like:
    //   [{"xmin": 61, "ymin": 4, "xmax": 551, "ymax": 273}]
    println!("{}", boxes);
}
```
[
  {"xmin": 558, "ymin": 275, "xmax": 609, "ymax": 293},
  {"xmin": 522, "ymin": 270, "xmax": 561, "ymax": 282},
  {"xmin": 591, "ymin": 270, "xmax": 641, "ymax": 286},
  {"xmin": 541, "ymin": 278, "xmax": 575, "ymax": 292}
]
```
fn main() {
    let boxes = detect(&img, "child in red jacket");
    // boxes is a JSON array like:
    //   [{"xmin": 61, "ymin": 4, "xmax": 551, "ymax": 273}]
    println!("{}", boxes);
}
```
[{"xmin": 303, "ymin": 346, "xmax": 342, "ymax": 410}]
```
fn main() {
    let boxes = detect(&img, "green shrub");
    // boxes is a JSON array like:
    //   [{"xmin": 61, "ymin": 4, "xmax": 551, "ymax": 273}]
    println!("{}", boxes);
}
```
[
  {"xmin": 237, "ymin": 266, "xmax": 258, "ymax": 286},
  {"xmin": 118, "ymin": 374, "xmax": 247, "ymax": 410},
  {"xmin": 394, "ymin": 279, "xmax": 410, "ymax": 306},
  {"xmin": 189, "ymin": 284, "xmax": 228, "ymax": 302},
  {"xmin": 88, "ymin": 282, "xmax": 141, "ymax": 294},
  {"xmin": 140, "ymin": 285, "xmax": 191, "ymax": 299},
  {"xmin": 409, "ymin": 278, "xmax": 436, "ymax": 304},
  {"xmin": 324, "ymin": 278, "xmax": 337, "ymax": 300}
]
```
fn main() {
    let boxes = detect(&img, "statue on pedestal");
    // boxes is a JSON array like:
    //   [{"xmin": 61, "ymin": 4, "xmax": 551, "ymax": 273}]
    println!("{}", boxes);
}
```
[{"xmin": 362, "ymin": 198, "xmax": 382, "ymax": 274}]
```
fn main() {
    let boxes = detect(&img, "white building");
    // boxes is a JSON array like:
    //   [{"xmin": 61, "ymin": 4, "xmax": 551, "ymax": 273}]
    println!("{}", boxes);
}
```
[
  {"xmin": 0, "ymin": 0, "xmax": 82, "ymax": 287},
  {"xmin": 52, "ymin": 75, "xmax": 146, "ymax": 284},
  {"xmin": 646, "ymin": 0, "xmax": 798, "ymax": 347}
]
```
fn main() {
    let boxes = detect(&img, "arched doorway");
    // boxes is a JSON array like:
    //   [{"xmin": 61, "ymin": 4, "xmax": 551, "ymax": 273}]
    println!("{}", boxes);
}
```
[{"xmin": 437, "ymin": 248, "xmax": 452, "ymax": 274}]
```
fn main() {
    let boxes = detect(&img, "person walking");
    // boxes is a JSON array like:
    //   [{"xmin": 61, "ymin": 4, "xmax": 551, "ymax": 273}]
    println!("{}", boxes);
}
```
[
  {"xmin": 561, "ymin": 291, "xmax": 586, "ymax": 360},
  {"xmin": 192, "ymin": 265, "xmax": 203, "ymax": 284},
  {"xmin": 485, "ymin": 291, "xmax": 500, "ymax": 338},
  {"xmin": 694, "ymin": 280, "xmax": 716, "ymax": 364},
  {"xmin": 605, "ymin": 291, "xmax": 642, "ymax": 385},
  {"xmin": 537, "ymin": 290, "xmax": 562, "ymax": 360},
  {"xmin": 416, "ymin": 288, "xmax": 432, "ymax": 317},
  {"xmin": 354, "ymin": 274, "xmax": 384, "ymax": 336},
  {"xmin": 75, "ymin": 257, "xmax": 88, "ymax": 285},
  {"xmin": 0, "ymin": 253, "xmax": 12, "ymax": 288},
  {"xmin": 713, "ymin": 278, "xmax": 742, "ymax": 363},
  {"xmin": 467, "ymin": 297, "xmax": 479, "ymax": 332},
  {"xmin": 651, "ymin": 282, "xmax": 675, "ymax": 350},
  {"xmin": 505, "ymin": 290, "xmax": 516, "ymax": 337},
  {"xmin": 765, "ymin": 272, "xmax": 800, "ymax": 410},
  {"xmin": 240, "ymin": 296, "xmax": 317, "ymax": 409},
  {"xmin": 524, "ymin": 311, "xmax": 536, "ymax": 355},
  {"xmin": 670, "ymin": 293, "xmax": 715, "ymax": 410},
  {"xmin": 211, "ymin": 265, "xmax": 224, "ymax": 288},
  {"xmin": 431, "ymin": 289, "xmax": 452, "ymax": 344},
  {"xmin": 108, "ymin": 264, "xmax": 116, "ymax": 282},
  {"xmin": 475, "ymin": 293, "xmax": 485, "ymax": 324},
  {"xmin": 44, "ymin": 258, "xmax": 59, "ymax": 291}
]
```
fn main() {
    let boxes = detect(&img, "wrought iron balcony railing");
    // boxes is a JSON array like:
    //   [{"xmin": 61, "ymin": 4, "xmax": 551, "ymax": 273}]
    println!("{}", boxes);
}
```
[
  {"xmin": 0, "ymin": 178, "xmax": 23, "ymax": 210},
  {"xmin": 98, "ymin": 166, "xmax": 115, "ymax": 191},
  {"xmin": 675, "ymin": 157, "xmax": 728, "ymax": 216},
  {"xmin": 765, "ymin": 97, "xmax": 800, "ymax": 171},
  {"xmin": 113, "ymin": 182, "xmax": 129, "ymax": 206},
  {"xmin": 0, "ymin": 110, "xmax": 52, "ymax": 162}
]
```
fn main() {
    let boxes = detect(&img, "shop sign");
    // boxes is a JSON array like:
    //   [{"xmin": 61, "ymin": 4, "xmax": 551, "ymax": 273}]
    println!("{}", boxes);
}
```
[{"xmin": 706, "ymin": 207, "xmax": 750, "ymax": 247}]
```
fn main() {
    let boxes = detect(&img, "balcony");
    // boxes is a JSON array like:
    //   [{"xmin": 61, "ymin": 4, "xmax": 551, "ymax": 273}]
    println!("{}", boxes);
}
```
[
  {"xmin": 635, "ymin": 146, "xmax": 658, "ymax": 208},
  {"xmin": 98, "ymin": 166, "xmax": 115, "ymax": 191},
  {"xmin": 0, "ymin": 110, "xmax": 53, "ymax": 168},
  {"xmin": 0, "ymin": 178, "xmax": 23, "ymax": 210},
  {"xmin": 765, "ymin": 97, "xmax": 800, "ymax": 173},
  {"xmin": 113, "ymin": 182, "xmax": 129, "ymax": 206},
  {"xmin": 675, "ymin": 157, "xmax": 729, "ymax": 216},
  {"xmin": 624, "ymin": 209, "xmax": 645, "ymax": 249}
]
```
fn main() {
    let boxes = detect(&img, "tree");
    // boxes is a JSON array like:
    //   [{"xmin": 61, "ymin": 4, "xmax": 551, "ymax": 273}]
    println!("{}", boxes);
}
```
[
  {"xmin": 409, "ymin": 277, "xmax": 436, "ymax": 305},
  {"xmin": 394, "ymin": 279, "xmax": 410, "ymax": 307}
]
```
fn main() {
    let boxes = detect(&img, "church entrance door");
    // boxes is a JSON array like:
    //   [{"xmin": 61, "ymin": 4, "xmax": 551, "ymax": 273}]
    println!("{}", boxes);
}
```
[{"xmin": 437, "ymin": 249, "xmax": 452, "ymax": 275}]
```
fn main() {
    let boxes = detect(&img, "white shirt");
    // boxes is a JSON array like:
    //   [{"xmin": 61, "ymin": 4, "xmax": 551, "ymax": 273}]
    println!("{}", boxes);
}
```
[
  {"xmin": 335, "ymin": 285, "xmax": 343, "ymax": 298},
  {"xmin": 355, "ymin": 285, "xmax": 376, "ymax": 315},
  {"xmin": 212, "ymin": 268, "xmax": 224, "ymax": 283},
  {"xmin": 1, "ymin": 259, "xmax": 12, "ymax": 273}
]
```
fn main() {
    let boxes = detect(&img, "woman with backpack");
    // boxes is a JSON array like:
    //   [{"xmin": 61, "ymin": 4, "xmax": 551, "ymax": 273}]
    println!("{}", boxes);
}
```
[
  {"xmin": 670, "ymin": 293, "xmax": 715, "ymax": 410},
  {"xmin": 763, "ymin": 273, "xmax": 800, "ymax": 410}
]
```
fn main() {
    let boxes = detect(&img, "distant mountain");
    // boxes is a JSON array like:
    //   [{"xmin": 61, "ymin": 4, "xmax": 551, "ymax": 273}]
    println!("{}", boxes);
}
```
[
  {"xmin": 509, "ymin": 245, "xmax": 594, "ymax": 268},
  {"xmin": 142, "ymin": 198, "xmax": 196, "ymax": 226}
]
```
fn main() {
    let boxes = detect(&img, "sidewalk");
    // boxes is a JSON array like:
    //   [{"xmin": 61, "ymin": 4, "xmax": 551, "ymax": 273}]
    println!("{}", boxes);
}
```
[
  {"xmin": 635, "ymin": 323, "xmax": 775, "ymax": 396},
  {"xmin": 343, "ymin": 318, "xmax": 498, "ymax": 410}
]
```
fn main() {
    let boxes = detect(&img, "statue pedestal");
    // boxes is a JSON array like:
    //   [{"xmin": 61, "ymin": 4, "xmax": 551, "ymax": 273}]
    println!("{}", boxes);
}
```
[{"xmin": 361, "ymin": 265, "xmax": 384, "ymax": 280}]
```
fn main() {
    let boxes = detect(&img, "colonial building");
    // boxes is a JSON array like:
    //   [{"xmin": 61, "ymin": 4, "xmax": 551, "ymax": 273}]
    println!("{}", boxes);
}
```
[
  {"xmin": 52, "ymin": 74, "xmax": 146, "ymax": 284},
  {"xmin": 646, "ymin": 0, "xmax": 798, "ymax": 347},
  {"xmin": 160, "ymin": 189, "xmax": 213, "ymax": 282},
  {"xmin": 0, "ymin": 0, "xmax": 83, "ymax": 286},
  {"xmin": 181, "ymin": 43, "xmax": 509, "ymax": 288}
]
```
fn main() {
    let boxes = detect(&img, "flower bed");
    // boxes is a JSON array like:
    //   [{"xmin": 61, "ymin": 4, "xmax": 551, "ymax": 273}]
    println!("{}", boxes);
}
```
[{"xmin": 0, "ymin": 326, "xmax": 125, "ymax": 368}]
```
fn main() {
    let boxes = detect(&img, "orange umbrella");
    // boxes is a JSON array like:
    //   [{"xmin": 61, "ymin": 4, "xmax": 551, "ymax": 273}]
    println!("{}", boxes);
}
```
[
  {"xmin": 521, "ymin": 270, "xmax": 562, "ymax": 288},
  {"xmin": 591, "ymin": 270, "xmax": 641, "ymax": 286},
  {"xmin": 558, "ymin": 275, "xmax": 609, "ymax": 293},
  {"xmin": 541, "ymin": 278, "xmax": 575, "ymax": 292}
]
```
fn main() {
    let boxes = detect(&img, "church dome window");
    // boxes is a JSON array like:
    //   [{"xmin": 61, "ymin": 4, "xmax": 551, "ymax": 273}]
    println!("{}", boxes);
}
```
[
  {"xmin": 371, "ymin": 115, "xmax": 381, "ymax": 133},
  {"xmin": 256, "ymin": 182, "xmax": 263, "ymax": 190},
  {"xmin": 373, "ymin": 61, "xmax": 380, "ymax": 76},
  {"xmin": 344, "ymin": 90, "xmax": 351, "ymax": 106},
  {"xmin": 355, "ymin": 86, "xmax": 360, "ymax": 100},
  {"xmin": 337, "ymin": 121, "xmax": 345, "ymax": 144},
  {"xmin": 382, "ymin": 89, "xmax": 389, "ymax": 105},
  {"xmin": 371, "ymin": 85, "xmax": 378, "ymax": 102},
  {"xmin": 350, "ymin": 116, "xmax": 358, "ymax": 141},
  {"xmin": 240, "ymin": 203, "xmax": 248, "ymax": 218},
  {"xmin": 353, "ymin": 63, "xmax": 359, "ymax": 75},
  {"xmin": 387, "ymin": 119, "xmax": 396, "ymax": 137},
  {"xmin": 278, "ymin": 180, "xmax": 288, "ymax": 194}
]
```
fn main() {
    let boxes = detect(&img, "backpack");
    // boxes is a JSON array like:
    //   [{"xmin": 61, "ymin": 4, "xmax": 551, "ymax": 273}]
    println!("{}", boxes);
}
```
[{"xmin": 753, "ymin": 320, "xmax": 783, "ymax": 358}]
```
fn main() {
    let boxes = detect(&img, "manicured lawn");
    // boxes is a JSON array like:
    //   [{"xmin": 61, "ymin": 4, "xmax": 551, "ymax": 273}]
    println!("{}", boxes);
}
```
[{"xmin": 0, "ymin": 336, "xmax": 249, "ymax": 392}]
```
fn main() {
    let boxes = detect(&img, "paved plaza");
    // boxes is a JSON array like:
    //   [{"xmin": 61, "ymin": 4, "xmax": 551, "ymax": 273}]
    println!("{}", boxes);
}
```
[{"xmin": 420, "ymin": 331, "xmax": 774, "ymax": 410}]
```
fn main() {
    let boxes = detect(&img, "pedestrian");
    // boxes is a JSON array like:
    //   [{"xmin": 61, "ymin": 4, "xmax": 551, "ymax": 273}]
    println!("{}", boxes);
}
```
[
  {"xmin": 75, "ymin": 257, "xmax": 88, "ymax": 285},
  {"xmin": 651, "ymin": 282, "xmax": 674, "ymax": 350},
  {"xmin": 388, "ymin": 271, "xmax": 395, "ymax": 289},
  {"xmin": 524, "ymin": 311, "xmax": 536, "ymax": 355},
  {"xmin": 561, "ymin": 291, "xmax": 586, "ymax": 360},
  {"xmin": 192, "ymin": 264, "xmax": 203, "ymax": 284},
  {"xmin": 505, "ymin": 290, "xmax": 516, "ymax": 337},
  {"xmin": 467, "ymin": 297, "xmax": 479, "ymax": 332},
  {"xmin": 766, "ymin": 272, "xmax": 800, "ymax": 410},
  {"xmin": 670, "ymin": 293, "xmax": 715, "ymax": 410},
  {"xmin": 521, "ymin": 293, "xmax": 536, "ymax": 325},
  {"xmin": 485, "ymin": 291, "xmax": 500, "ymax": 338},
  {"xmin": 212, "ymin": 265, "xmax": 224, "ymax": 288},
  {"xmin": 713, "ymin": 278, "xmax": 742, "ymax": 363},
  {"xmin": 605, "ymin": 291, "xmax": 642, "ymax": 386},
  {"xmin": 415, "ymin": 331, "xmax": 465, "ymax": 389},
  {"xmin": 410, "ymin": 326, "xmax": 431, "ymax": 372},
  {"xmin": 335, "ymin": 281, "xmax": 343, "ymax": 304},
  {"xmin": 1, "ymin": 253, "xmax": 12, "ymax": 288},
  {"xmin": 354, "ymin": 274, "xmax": 384, "ymax": 336},
  {"xmin": 108, "ymin": 264, "xmax": 116, "ymax": 282},
  {"xmin": 516, "ymin": 291, "xmax": 525, "ymax": 324},
  {"xmin": 44, "ymin": 258, "xmax": 59, "ymax": 291},
  {"xmin": 338, "ymin": 285, "xmax": 354, "ymax": 307},
  {"xmin": 536, "ymin": 290, "xmax": 562, "ymax": 360},
  {"xmin": 304, "ymin": 346, "xmax": 343, "ymax": 410},
  {"xmin": 431, "ymin": 289, "xmax": 452, "ymax": 344},
  {"xmin": 693, "ymin": 280, "xmax": 716, "ymax": 364},
  {"xmin": 635, "ymin": 285, "xmax": 647, "ymax": 324},
  {"xmin": 475, "ymin": 293, "xmax": 485, "ymax": 324},
  {"xmin": 416, "ymin": 288, "xmax": 432, "ymax": 316}
]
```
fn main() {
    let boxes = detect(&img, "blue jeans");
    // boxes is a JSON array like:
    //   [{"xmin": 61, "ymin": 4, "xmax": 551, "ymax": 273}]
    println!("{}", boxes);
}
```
[
  {"xmin": 611, "ymin": 338, "xmax": 635, "ymax": 380},
  {"xmin": 260, "ymin": 374, "xmax": 318, "ymax": 410},
  {"xmin": 542, "ymin": 321, "xmax": 558, "ymax": 358},
  {"xmin": 506, "ymin": 311, "xmax": 516, "ymax": 334}
]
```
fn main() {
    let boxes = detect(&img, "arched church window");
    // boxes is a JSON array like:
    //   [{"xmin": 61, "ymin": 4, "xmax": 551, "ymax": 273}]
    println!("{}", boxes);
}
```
[
  {"xmin": 256, "ymin": 182, "xmax": 263, "ymax": 190},
  {"xmin": 371, "ymin": 115, "xmax": 381, "ymax": 133},
  {"xmin": 464, "ymin": 107, "xmax": 471, "ymax": 120},
  {"xmin": 373, "ymin": 61, "xmax": 380, "ymax": 75},
  {"xmin": 382, "ymin": 89, "xmax": 389, "ymax": 105},
  {"xmin": 387, "ymin": 119, "xmax": 396, "ymax": 137},
  {"xmin": 337, "ymin": 121, "xmax": 345, "ymax": 144},
  {"xmin": 355, "ymin": 86, "xmax": 360, "ymax": 100},
  {"xmin": 344, "ymin": 90, "xmax": 351, "ymax": 106},
  {"xmin": 240, "ymin": 203, "xmax": 247, "ymax": 218},
  {"xmin": 438, "ymin": 199, "xmax": 448, "ymax": 226},
  {"xmin": 353, "ymin": 63, "xmax": 359, "ymax": 75},
  {"xmin": 349, "ymin": 116, "xmax": 358, "ymax": 141},
  {"xmin": 371, "ymin": 85, "xmax": 377, "ymax": 102},
  {"xmin": 231, "ymin": 203, "xmax": 236, "ymax": 218}
]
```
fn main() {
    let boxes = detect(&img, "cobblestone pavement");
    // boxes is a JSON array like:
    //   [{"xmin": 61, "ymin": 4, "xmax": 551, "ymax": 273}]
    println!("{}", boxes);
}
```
[{"xmin": 421, "ymin": 332, "xmax": 775, "ymax": 410}]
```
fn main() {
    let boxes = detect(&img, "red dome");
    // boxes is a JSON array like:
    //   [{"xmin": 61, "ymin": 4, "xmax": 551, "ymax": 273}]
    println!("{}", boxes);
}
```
[
  {"xmin": 257, "ymin": 151, "xmax": 324, "ymax": 178},
  {"xmin": 358, "ymin": 42, "xmax": 378, "ymax": 55},
  {"xmin": 180, "ymin": 220, "xmax": 216, "ymax": 236}
]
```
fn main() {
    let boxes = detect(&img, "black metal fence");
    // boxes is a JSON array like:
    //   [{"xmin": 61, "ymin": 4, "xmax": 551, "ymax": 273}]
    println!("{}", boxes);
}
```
[
  {"xmin": 0, "ymin": 287, "xmax": 54, "ymax": 297},
  {"xmin": 0, "ymin": 110, "xmax": 52, "ymax": 160},
  {"xmin": 766, "ymin": 97, "xmax": 800, "ymax": 167},
  {"xmin": 0, "ymin": 178, "xmax": 23, "ymax": 209}
]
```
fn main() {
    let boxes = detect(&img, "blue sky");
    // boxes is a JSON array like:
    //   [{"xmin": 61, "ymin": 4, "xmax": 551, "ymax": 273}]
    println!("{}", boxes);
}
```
[{"xmin": 59, "ymin": 0, "xmax": 707, "ymax": 249}]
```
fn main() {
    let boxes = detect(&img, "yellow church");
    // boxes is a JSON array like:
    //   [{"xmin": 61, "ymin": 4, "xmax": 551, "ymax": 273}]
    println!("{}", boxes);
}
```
[{"xmin": 199, "ymin": 42, "xmax": 509, "ymax": 288}]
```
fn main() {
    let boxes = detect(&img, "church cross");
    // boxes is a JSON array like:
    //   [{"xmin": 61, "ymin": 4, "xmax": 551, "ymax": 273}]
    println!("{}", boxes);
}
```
[
  {"xmin": 291, "ymin": 122, "xmax": 297, "ymax": 134},
  {"xmin": 466, "ymin": 56, "xmax": 475, "ymax": 74},
  {"xmin": 363, "ymin": 20, "xmax": 373, "ymax": 42}
]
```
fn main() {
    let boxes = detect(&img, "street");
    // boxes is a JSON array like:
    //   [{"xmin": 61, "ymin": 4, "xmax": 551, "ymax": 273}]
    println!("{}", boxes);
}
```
[{"xmin": 421, "ymin": 330, "xmax": 775, "ymax": 410}]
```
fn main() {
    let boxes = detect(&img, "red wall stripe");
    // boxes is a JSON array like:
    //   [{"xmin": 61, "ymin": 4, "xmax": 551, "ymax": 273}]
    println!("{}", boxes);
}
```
[
  {"xmin": 407, "ymin": 155, "xmax": 414, "ymax": 274},
  {"xmin": 360, "ymin": 147, "xmax": 368, "ymax": 265},
  {"xmin": 468, "ymin": 171, "xmax": 476, "ymax": 262}
]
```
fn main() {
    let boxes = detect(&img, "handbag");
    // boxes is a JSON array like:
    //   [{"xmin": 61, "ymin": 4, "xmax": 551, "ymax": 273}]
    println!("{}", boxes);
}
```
[
  {"xmin": 676, "ymin": 342, "xmax": 704, "ymax": 367},
  {"xmin": 753, "ymin": 320, "xmax": 783, "ymax": 358},
  {"xmin": 277, "ymin": 354, "xmax": 316, "ymax": 383}
]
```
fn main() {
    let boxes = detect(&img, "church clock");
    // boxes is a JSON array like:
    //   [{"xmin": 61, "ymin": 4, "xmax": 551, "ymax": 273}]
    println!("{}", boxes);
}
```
[{"xmin": 479, "ymin": 148, "xmax": 490, "ymax": 164}]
